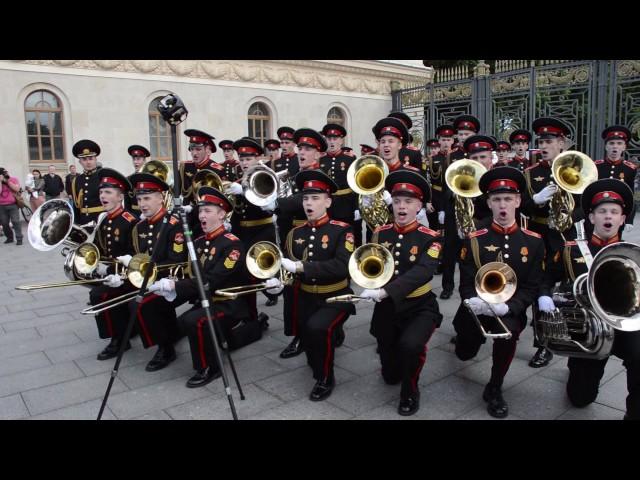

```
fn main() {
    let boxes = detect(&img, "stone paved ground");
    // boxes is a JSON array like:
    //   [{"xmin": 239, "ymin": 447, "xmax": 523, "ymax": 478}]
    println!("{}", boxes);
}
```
[{"xmin": 0, "ymin": 216, "xmax": 637, "ymax": 420}]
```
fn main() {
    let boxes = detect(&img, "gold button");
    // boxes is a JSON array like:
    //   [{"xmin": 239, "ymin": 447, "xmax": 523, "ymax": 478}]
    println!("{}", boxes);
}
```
[
  {"xmin": 309, "ymin": 252, "xmax": 314, "ymax": 257},
  {"xmin": 504, "ymin": 244, "xmax": 509, "ymax": 249},
  {"xmin": 398, "ymin": 235, "xmax": 404, "ymax": 239},
  {"xmin": 504, "ymin": 254, "xmax": 509, "ymax": 259},
  {"xmin": 310, "ymin": 236, "xmax": 315, "ymax": 240},
  {"xmin": 395, "ymin": 243, "xmax": 401, "ymax": 247},
  {"xmin": 395, "ymin": 261, "xmax": 399, "ymax": 265},
  {"xmin": 394, "ymin": 270, "xmax": 399, "ymax": 275},
  {"xmin": 309, "ymin": 244, "xmax": 314, "ymax": 248},
  {"xmin": 395, "ymin": 251, "xmax": 400, "ymax": 256}
]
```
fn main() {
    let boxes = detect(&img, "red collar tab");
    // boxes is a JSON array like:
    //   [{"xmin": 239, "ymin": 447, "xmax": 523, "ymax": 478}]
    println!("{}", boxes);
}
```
[
  {"xmin": 107, "ymin": 206, "xmax": 124, "ymax": 220},
  {"xmin": 307, "ymin": 213, "xmax": 330, "ymax": 227},
  {"xmin": 195, "ymin": 156, "xmax": 211, "ymax": 169},
  {"xmin": 388, "ymin": 160, "xmax": 402, "ymax": 171},
  {"xmin": 606, "ymin": 157, "xmax": 622, "ymax": 165},
  {"xmin": 148, "ymin": 208, "xmax": 167, "ymax": 224},
  {"xmin": 393, "ymin": 220, "xmax": 419, "ymax": 234},
  {"xmin": 591, "ymin": 234, "xmax": 619, "ymax": 247},
  {"xmin": 205, "ymin": 224, "xmax": 226, "ymax": 240},
  {"xmin": 491, "ymin": 220, "xmax": 518, "ymax": 235}
]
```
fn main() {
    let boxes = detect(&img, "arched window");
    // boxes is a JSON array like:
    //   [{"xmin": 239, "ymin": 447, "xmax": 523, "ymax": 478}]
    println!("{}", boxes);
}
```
[
  {"xmin": 248, "ymin": 102, "xmax": 271, "ymax": 147},
  {"xmin": 327, "ymin": 107, "xmax": 345, "ymax": 126},
  {"xmin": 24, "ymin": 90, "xmax": 66, "ymax": 165},
  {"xmin": 149, "ymin": 97, "xmax": 176, "ymax": 162}
]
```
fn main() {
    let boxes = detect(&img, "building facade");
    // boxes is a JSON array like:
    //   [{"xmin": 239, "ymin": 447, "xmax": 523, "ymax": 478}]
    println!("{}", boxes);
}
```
[{"xmin": 0, "ymin": 60, "xmax": 430, "ymax": 182}]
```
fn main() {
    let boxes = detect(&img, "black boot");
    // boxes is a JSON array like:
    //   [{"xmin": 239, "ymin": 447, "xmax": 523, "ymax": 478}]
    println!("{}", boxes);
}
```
[
  {"xmin": 280, "ymin": 336, "xmax": 304, "ymax": 358},
  {"xmin": 309, "ymin": 377, "xmax": 335, "ymax": 401},
  {"xmin": 483, "ymin": 383, "xmax": 508, "ymax": 418},
  {"xmin": 265, "ymin": 296, "xmax": 278, "ymax": 307},
  {"xmin": 440, "ymin": 289, "xmax": 453, "ymax": 299},
  {"xmin": 186, "ymin": 366, "xmax": 221, "ymax": 388},
  {"xmin": 97, "ymin": 337, "xmax": 131, "ymax": 361},
  {"xmin": 398, "ymin": 391, "xmax": 420, "ymax": 416},
  {"xmin": 257, "ymin": 312, "xmax": 269, "ymax": 331},
  {"xmin": 145, "ymin": 344, "xmax": 177, "ymax": 372},
  {"xmin": 529, "ymin": 347, "xmax": 553, "ymax": 368}
]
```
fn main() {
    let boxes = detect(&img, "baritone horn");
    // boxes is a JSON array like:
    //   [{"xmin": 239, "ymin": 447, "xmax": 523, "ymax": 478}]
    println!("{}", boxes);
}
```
[
  {"xmin": 326, "ymin": 243, "xmax": 394, "ymax": 304},
  {"xmin": 141, "ymin": 159, "xmax": 173, "ymax": 209},
  {"xmin": 463, "ymin": 262, "xmax": 516, "ymax": 339},
  {"xmin": 445, "ymin": 159, "xmax": 487, "ymax": 236},
  {"xmin": 347, "ymin": 155, "xmax": 390, "ymax": 230}
]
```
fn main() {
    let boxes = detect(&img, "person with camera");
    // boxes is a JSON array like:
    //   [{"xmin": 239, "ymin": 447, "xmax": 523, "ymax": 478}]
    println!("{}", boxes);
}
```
[{"xmin": 0, "ymin": 167, "xmax": 23, "ymax": 245}]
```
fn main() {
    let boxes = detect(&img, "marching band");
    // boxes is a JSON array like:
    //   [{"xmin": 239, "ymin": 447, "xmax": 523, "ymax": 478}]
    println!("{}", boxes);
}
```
[{"xmin": 17, "ymin": 110, "xmax": 640, "ymax": 420}]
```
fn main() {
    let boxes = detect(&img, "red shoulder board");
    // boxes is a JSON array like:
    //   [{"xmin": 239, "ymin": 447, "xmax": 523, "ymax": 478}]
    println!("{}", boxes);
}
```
[
  {"xmin": 524, "ymin": 164, "xmax": 538, "ymax": 172},
  {"xmin": 624, "ymin": 160, "xmax": 637, "ymax": 170},
  {"xmin": 522, "ymin": 228, "xmax": 542, "ymax": 238},
  {"xmin": 373, "ymin": 224, "xmax": 393, "ymax": 233},
  {"xmin": 195, "ymin": 234, "xmax": 206, "ymax": 242},
  {"xmin": 212, "ymin": 163, "xmax": 225, "ymax": 171},
  {"xmin": 330, "ymin": 220, "xmax": 349, "ymax": 227},
  {"xmin": 404, "ymin": 165, "xmax": 420, "ymax": 172},
  {"xmin": 594, "ymin": 159, "xmax": 605, "ymax": 165},
  {"xmin": 169, "ymin": 216, "xmax": 179, "ymax": 225},
  {"xmin": 224, "ymin": 233, "xmax": 240, "ymax": 241},
  {"xmin": 122, "ymin": 211, "xmax": 136, "ymax": 223},
  {"xmin": 467, "ymin": 228, "xmax": 488, "ymax": 239},
  {"xmin": 565, "ymin": 240, "xmax": 577, "ymax": 246},
  {"xmin": 418, "ymin": 226, "xmax": 440, "ymax": 237}
]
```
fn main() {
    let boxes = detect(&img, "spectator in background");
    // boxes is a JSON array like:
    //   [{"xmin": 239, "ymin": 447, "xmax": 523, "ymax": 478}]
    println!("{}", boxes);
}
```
[
  {"xmin": 0, "ymin": 166, "xmax": 23, "ymax": 245},
  {"xmin": 65, "ymin": 164, "xmax": 77, "ymax": 198},
  {"xmin": 26, "ymin": 168, "xmax": 45, "ymax": 210},
  {"xmin": 43, "ymin": 164, "xmax": 64, "ymax": 200}
]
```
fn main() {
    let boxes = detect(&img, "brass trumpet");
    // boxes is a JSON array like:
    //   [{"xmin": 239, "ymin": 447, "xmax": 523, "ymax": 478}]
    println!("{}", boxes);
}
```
[
  {"xmin": 347, "ymin": 155, "xmax": 390, "ymax": 230},
  {"xmin": 463, "ymin": 262, "xmax": 516, "ymax": 339},
  {"xmin": 241, "ymin": 163, "xmax": 291, "ymax": 207},
  {"xmin": 214, "ymin": 241, "xmax": 292, "ymax": 299},
  {"xmin": 326, "ymin": 243, "xmax": 394, "ymax": 304},
  {"xmin": 445, "ymin": 159, "xmax": 487, "ymax": 236}
]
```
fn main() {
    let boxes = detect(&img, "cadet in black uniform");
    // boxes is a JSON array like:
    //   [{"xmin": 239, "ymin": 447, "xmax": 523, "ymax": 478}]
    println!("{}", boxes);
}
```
[
  {"xmin": 126, "ymin": 144, "xmax": 150, "ymax": 215},
  {"xmin": 319, "ymin": 123, "xmax": 359, "ymax": 245},
  {"xmin": 429, "ymin": 127, "xmax": 457, "ymax": 237},
  {"xmin": 266, "ymin": 169, "xmax": 355, "ymax": 401},
  {"xmin": 219, "ymin": 139, "xmax": 240, "ymax": 182},
  {"xmin": 388, "ymin": 111, "xmax": 423, "ymax": 170},
  {"xmin": 274, "ymin": 126, "xmax": 300, "ymax": 175},
  {"xmin": 148, "ymin": 186, "xmax": 254, "ymax": 388},
  {"xmin": 364, "ymin": 170, "xmax": 443, "ymax": 416},
  {"xmin": 594, "ymin": 125, "xmax": 637, "ymax": 229},
  {"xmin": 508, "ymin": 129, "xmax": 531, "ymax": 171},
  {"xmin": 264, "ymin": 138, "xmax": 281, "ymax": 171},
  {"xmin": 539, "ymin": 179, "xmax": 639, "ymax": 420},
  {"xmin": 87, "ymin": 168, "xmax": 138, "ymax": 360},
  {"xmin": 71, "ymin": 139, "xmax": 105, "ymax": 225},
  {"xmin": 453, "ymin": 166, "xmax": 545, "ymax": 418},
  {"xmin": 496, "ymin": 141, "xmax": 511, "ymax": 166},
  {"xmin": 123, "ymin": 172, "xmax": 187, "ymax": 372}
]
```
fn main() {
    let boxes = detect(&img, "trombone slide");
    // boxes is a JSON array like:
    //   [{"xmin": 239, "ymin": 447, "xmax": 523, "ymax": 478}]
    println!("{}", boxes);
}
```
[{"xmin": 463, "ymin": 299, "xmax": 512, "ymax": 339}]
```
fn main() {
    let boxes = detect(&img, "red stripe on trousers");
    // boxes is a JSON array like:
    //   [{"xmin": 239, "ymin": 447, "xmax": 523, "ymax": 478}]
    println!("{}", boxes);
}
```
[
  {"xmin": 411, "ymin": 325, "xmax": 436, "ymax": 392},
  {"xmin": 101, "ymin": 292, "xmax": 113, "ymax": 338},
  {"xmin": 136, "ymin": 293, "xmax": 159, "ymax": 347},
  {"xmin": 323, "ymin": 311, "xmax": 347, "ymax": 379}
]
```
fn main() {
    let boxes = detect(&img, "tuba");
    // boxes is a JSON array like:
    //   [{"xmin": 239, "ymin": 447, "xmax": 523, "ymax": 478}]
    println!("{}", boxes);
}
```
[
  {"xmin": 445, "ymin": 159, "xmax": 487, "ymax": 236},
  {"xmin": 241, "ymin": 163, "xmax": 291, "ymax": 207},
  {"xmin": 463, "ymin": 262, "xmax": 516, "ymax": 339},
  {"xmin": 326, "ymin": 243, "xmax": 394, "ymax": 303},
  {"xmin": 140, "ymin": 159, "xmax": 173, "ymax": 210},
  {"xmin": 192, "ymin": 168, "xmax": 235, "ymax": 220},
  {"xmin": 347, "ymin": 155, "xmax": 390, "ymax": 230},
  {"xmin": 548, "ymin": 151, "xmax": 597, "ymax": 232}
]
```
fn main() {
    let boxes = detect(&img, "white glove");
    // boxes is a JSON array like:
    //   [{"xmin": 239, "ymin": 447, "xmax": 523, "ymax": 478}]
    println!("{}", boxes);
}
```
[
  {"xmin": 223, "ymin": 220, "xmax": 232, "ymax": 232},
  {"xmin": 457, "ymin": 228, "xmax": 466, "ymax": 239},
  {"xmin": 624, "ymin": 224, "xmax": 634, "ymax": 233},
  {"xmin": 96, "ymin": 263, "xmax": 109, "ymax": 276},
  {"xmin": 382, "ymin": 190, "xmax": 392, "ymax": 205},
  {"xmin": 438, "ymin": 211, "xmax": 445, "ymax": 225},
  {"xmin": 103, "ymin": 274, "xmax": 123, "ymax": 288},
  {"xmin": 538, "ymin": 295, "xmax": 556, "ymax": 313},
  {"xmin": 182, "ymin": 205, "xmax": 193, "ymax": 214},
  {"xmin": 359, "ymin": 288, "xmax": 389, "ymax": 303},
  {"xmin": 425, "ymin": 202, "xmax": 435, "ymax": 213},
  {"xmin": 416, "ymin": 208, "xmax": 427, "ymax": 222},
  {"xmin": 281, "ymin": 258, "xmax": 299, "ymax": 273},
  {"xmin": 260, "ymin": 199, "xmax": 277, "ymax": 212},
  {"xmin": 116, "ymin": 255, "xmax": 132, "ymax": 267},
  {"xmin": 265, "ymin": 277, "xmax": 284, "ymax": 295},
  {"xmin": 361, "ymin": 195, "xmax": 374, "ymax": 208},
  {"xmin": 354, "ymin": 209, "xmax": 361, "ymax": 221},
  {"xmin": 138, "ymin": 212, "xmax": 146, "ymax": 220},
  {"xmin": 148, "ymin": 278, "xmax": 176, "ymax": 302},
  {"xmin": 489, "ymin": 302, "xmax": 509, "ymax": 317},
  {"xmin": 532, "ymin": 184, "xmax": 558, "ymax": 205},
  {"xmin": 226, "ymin": 182, "xmax": 243, "ymax": 196},
  {"xmin": 466, "ymin": 296, "xmax": 486, "ymax": 315}
]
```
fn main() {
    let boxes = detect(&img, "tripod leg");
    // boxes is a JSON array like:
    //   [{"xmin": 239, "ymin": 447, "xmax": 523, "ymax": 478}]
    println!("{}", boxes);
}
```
[{"xmin": 208, "ymin": 316, "xmax": 245, "ymax": 400}]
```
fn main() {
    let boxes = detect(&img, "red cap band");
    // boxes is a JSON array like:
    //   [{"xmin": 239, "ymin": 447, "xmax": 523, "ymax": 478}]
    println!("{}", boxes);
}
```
[
  {"xmin": 458, "ymin": 121, "xmax": 477, "ymax": 131},
  {"xmin": 513, "ymin": 134, "xmax": 528, "ymax": 141},
  {"xmin": 100, "ymin": 176, "xmax": 126, "ymax": 190},
  {"xmin": 279, "ymin": 132, "xmax": 294, "ymax": 139},
  {"xmin": 438, "ymin": 128, "xmax": 455, "ymax": 137},
  {"xmin": 592, "ymin": 190, "xmax": 624, "ymax": 206},
  {"xmin": 189, "ymin": 135, "xmax": 209, "ymax": 144},
  {"xmin": 303, "ymin": 180, "xmax": 330, "ymax": 192},
  {"xmin": 135, "ymin": 181, "xmax": 163, "ymax": 192},
  {"xmin": 497, "ymin": 144, "xmax": 510, "ymax": 151},
  {"xmin": 298, "ymin": 136, "xmax": 322, "ymax": 150},
  {"xmin": 200, "ymin": 194, "xmax": 231, "ymax": 211},
  {"xmin": 380, "ymin": 126, "xmax": 403, "ymax": 140},
  {"xmin": 487, "ymin": 179, "xmax": 519, "ymax": 192},
  {"xmin": 470, "ymin": 142, "xmax": 494, "ymax": 151},
  {"xmin": 606, "ymin": 131, "xmax": 628, "ymax": 141},
  {"xmin": 391, "ymin": 182, "xmax": 423, "ymax": 200},
  {"xmin": 130, "ymin": 150, "xmax": 145, "ymax": 157},
  {"xmin": 237, "ymin": 146, "xmax": 259, "ymax": 155},
  {"xmin": 325, "ymin": 129, "xmax": 343, "ymax": 137}
]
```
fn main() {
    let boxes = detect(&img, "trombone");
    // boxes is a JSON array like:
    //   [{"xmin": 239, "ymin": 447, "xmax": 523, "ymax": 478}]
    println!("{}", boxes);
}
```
[
  {"xmin": 444, "ymin": 159, "xmax": 487, "ymax": 236},
  {"xmin": 347, "ymin": 155, "xmax": 390, "ymax": 231},
  {"xmin": 462, "ymin": 262, "xmax": 516, "ymax": 339},
  {"xmin": 326, "ymin": 243, "xmax": 394, "ymax": 303},
  {"xmin": 214, "ymin": 241, "xmax": 292, "ymax": 299},
  {"xmin": 80, "ymin": 255, "xmax": 190, "ymax": 315}
]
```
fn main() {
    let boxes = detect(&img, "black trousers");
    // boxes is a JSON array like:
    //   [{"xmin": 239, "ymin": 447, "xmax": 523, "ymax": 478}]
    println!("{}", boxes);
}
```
[
  {"xmin": 567, "ymin": 329, "xmax": 640, "ymax": 419},
  {"xmin": 127, "ymin": 294, "xmax": 187, "ymax": 348},
  {"xmin": 89, "ymin": 284, "xmax": 137, "ymax": 339},
  {"xmin": 0, "ymin": 204, "xmax": 22, "ymax": 241},
  {"xmin": 453, "ymin": 303, "xmax": 525, "ymax": 388},
  {"xmin": 370, "ymin": 293, "xmax": 441, "ymax": 398},
  {"xmin": 441, "ymin": 212, "xmax": 461, "ymax": 292}
]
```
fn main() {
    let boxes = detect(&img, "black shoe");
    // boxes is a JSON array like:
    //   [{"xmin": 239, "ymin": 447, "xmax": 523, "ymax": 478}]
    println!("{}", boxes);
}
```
[
  {"xmin": 265, "ymin": 297, "xmax": 278, "ymax": 307},
  {"xmin": 280, "ymin": 337, "xmax": 304, "ymax": 358},
  {"xmin": 335, "ymin": 325, "xmax": 345, "ymax": 347},
  {"xmin": 257, "ymin": 312, "xmax": 269, "ymax": 331},
  {"xmin": 145, "ymin": 345, "xmax": 177, "ymax": 372},
  {"xmin": 440, "ymin": 289, "xmax": 453, "ymax": 299},
  {"xmin": 309, "ymin": 377, "xmax": 335, "ymax": 401},
  {"xmin": 398, "ymin": 392, "xmax": 420, "ymax": 416},
  {"xmin": 529, "ymin": 347, "xmax": 553, "ymax": 368},
  {"xmin": 97, "ymin": 338, "xmax": 131, "ymax": 361},
  {"xmin": 483, "ymin": 384, "xmax": 508, "ymax": 418},
  {"xmin": 186, "ymin": 367, "xmax": 221, "ymax": 388},
  {"xmin": 4, "ymin": 237, "xmax": 13, "ymax": 244},
  {"xmin": 450, "ymin": 335, "xmax": 457, "ymax": 345},
  {"xmin": 15, "ymin": 239, "xmax": 22, "ymax": 245}
]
